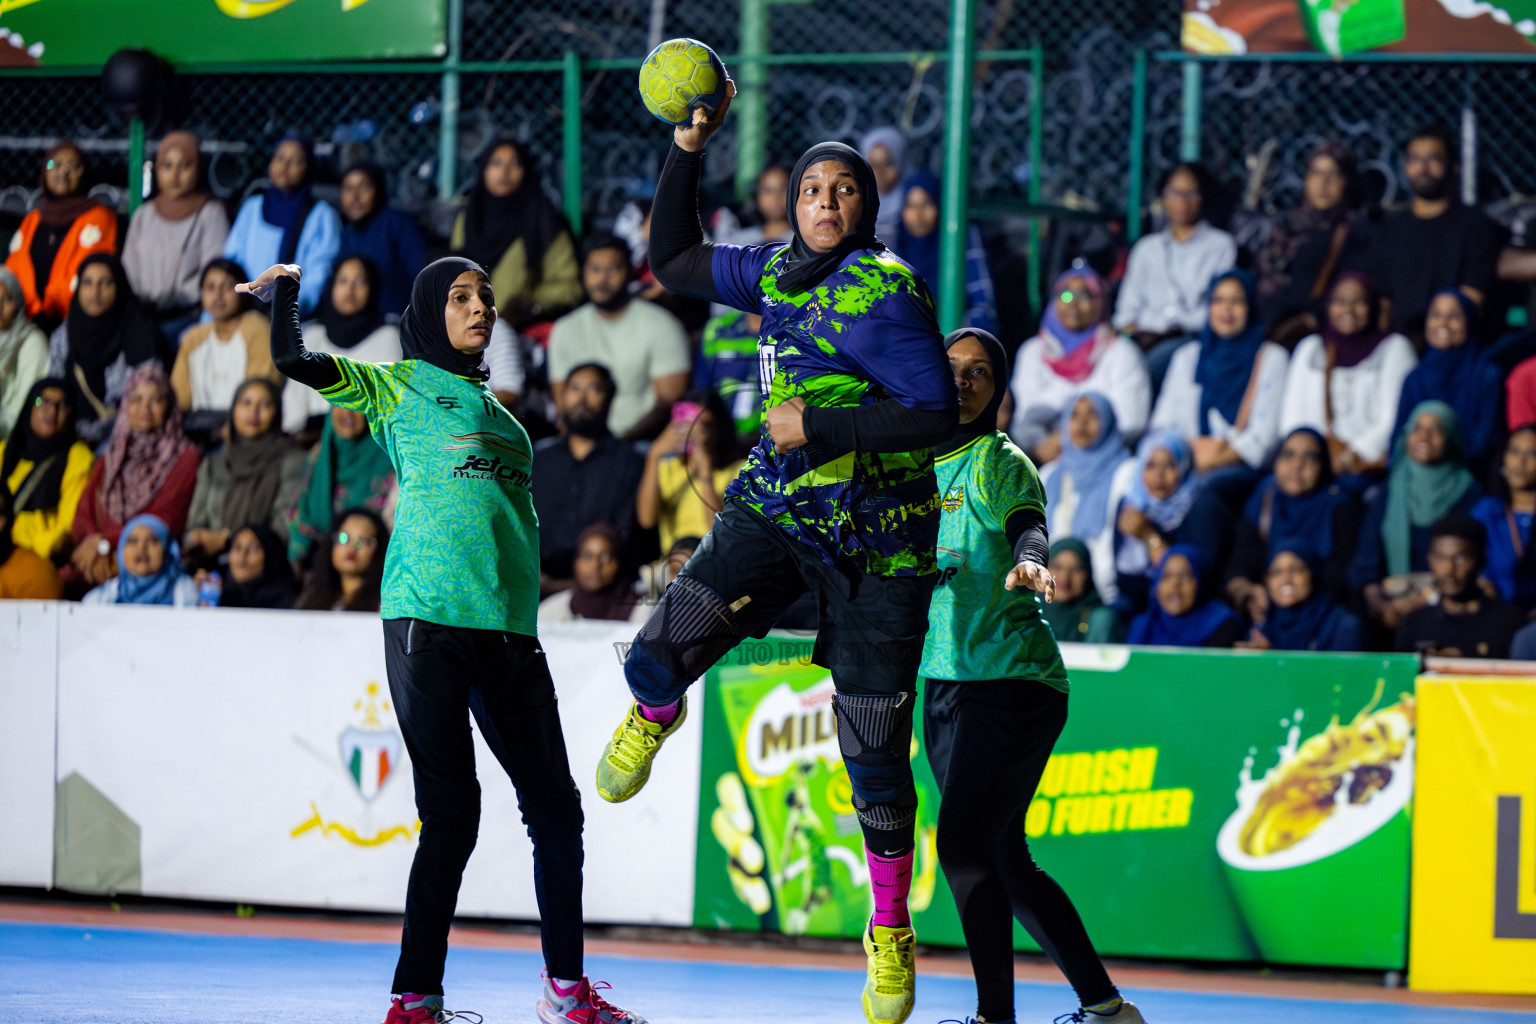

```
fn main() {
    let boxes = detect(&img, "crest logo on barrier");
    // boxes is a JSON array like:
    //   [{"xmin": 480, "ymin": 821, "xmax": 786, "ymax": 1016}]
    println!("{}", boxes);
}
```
[{"xmin": 339, "ymin": 683, "xmax": 401, "ymax": 803}]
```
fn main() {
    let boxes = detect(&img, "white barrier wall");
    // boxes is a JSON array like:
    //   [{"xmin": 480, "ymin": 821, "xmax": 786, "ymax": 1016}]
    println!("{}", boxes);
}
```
[
  {"xmin": 15, "ymin": 603, "xmax": 697, "ymax": 926},
  {"xmin": 0, "ymin": 601, "xmax": 56, "ymax": 887}
]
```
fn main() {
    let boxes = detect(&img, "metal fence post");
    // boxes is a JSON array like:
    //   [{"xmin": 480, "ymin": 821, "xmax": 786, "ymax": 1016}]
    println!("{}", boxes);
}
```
[
  {"xmin": 1127, "ymin": 49, "xmax": 1147, "ymax": 244},
  {"xmin": 938, "ymin": 0, "xmax": 977, "ymax": 333},
  {"xmin": 1028, "ymin": 45, "xmax": 1043, "ymax": 318},
  {"xmin": 1180, "ymin": 57, "xmax": 1202, "ymax": 162},
  {"xmin": 126, "ymin": 115, "xmax": 145, "ymax": 215},
  {"xmin": 562, "ymin": 49, "xmax": 584, "ymax": 233},
  {"xmin": 736, "ymin": 0, "xmax": 769, "ymax": 203},
  {"xmin": 437, "ymin": 0, "xmax": 463, "ymax": 201}
]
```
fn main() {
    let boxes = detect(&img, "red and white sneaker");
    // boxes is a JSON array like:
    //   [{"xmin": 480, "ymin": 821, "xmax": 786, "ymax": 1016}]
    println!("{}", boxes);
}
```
[
  {"xmin": 382, "ymin": 993, "xmax": 482, "ymax": 1024},
  {"xmin": 535, "ymin": 972, "xmax": 648, "ymax": 1024}
]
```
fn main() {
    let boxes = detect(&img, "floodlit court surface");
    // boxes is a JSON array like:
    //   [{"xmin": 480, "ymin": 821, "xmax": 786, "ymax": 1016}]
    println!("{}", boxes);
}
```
[{"xmin": 3, "ymin": 901, "xmax": 1534, "ymax": 1024}]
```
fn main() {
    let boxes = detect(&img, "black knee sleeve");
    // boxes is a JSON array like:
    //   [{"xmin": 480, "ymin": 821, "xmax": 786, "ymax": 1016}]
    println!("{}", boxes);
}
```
[
  {"xmin": 833, "ymin": 691, "xmax": 918, "ymax": 837},
  {"xmin": 628, "ymin": 575, "xmax": 743, "ymax": 691}
]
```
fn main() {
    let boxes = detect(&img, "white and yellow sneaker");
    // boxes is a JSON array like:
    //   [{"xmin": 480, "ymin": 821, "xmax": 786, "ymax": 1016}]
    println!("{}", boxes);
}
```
[
  {"xmin": 861, "ymin": 920, "xmax": 916, "ymax": 1024},
  {"xmin": 596, "ymin": 698, "xmax": 687, "ymax": 803}
]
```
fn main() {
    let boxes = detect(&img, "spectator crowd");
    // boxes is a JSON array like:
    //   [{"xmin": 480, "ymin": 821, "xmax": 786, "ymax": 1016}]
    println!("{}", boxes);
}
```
[{"xmin": 3, "ymin": 121, "xmax": 1536, "ymax": 661}]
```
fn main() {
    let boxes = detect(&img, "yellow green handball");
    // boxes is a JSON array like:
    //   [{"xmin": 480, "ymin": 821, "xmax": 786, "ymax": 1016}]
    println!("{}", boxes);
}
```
[{"xmin": 638, "ymin": 37, "xmax": 728, "ymax": 126}]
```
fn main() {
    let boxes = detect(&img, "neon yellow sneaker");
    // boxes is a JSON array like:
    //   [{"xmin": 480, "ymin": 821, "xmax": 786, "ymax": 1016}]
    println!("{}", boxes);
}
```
[
  {"xmin": 861, "ymin": 920, "xmax": 916, "ymax": 1024},
  {"xmin": 596, "ymin": 698, "xmax": 687, "ymax": 803}
]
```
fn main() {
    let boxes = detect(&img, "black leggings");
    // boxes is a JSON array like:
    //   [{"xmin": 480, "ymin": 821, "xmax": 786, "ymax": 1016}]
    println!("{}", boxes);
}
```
[
  {"xmin": 384, "ymin": 618, "xmax": 585, "ymax": 994},
  {"xmin": 925, "ymin": 679, "xmax": 1117, "ymax": 1020}
]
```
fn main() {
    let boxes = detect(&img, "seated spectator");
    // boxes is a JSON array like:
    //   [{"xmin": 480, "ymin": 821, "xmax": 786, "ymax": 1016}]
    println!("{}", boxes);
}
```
[
  {"xmin": 1114, "ymin": 431, "xmax": 1198, "ymax": 610},
  {"xmin": 451, "ymin": 137, "xmax": 581, "ymax": 329},
  {"xmin": 0, "ymin": 484, "xmax": 62, "ymax": 599},
  {"xmin": 0, "ymin": 378, "xmax": 94, "ymax": 562},
  {"xmin": 1225, "ymin": 427, "xmax": 1362, "ymax": 618},
  {"xmin": 1238, "ymin": 546, "xmax": 1364, "ymax": 652},
  {"xmin": 1113, "ymin": 163, "xmax": 1237, "ymax": 383},
  {"xmin": 1369, "ymin": 124, "xmax": 1499, "ymax": 339},
  {"xmin": 170, "ymin": 259, "xmax": 277, "ymax": 419},
  {"xmin": 1151, "ymin": 269, "xmax": 1289, "ymax": 473},
  {"xmin": 1506, "ymin": 350, "xmax": 1536, "ymax": 432},
  {"xmin": 1279, "ymin": 272, "xmax": 1416, "ymax": 477},
  {"xmin": 1393, "ymin": 288, "xmax": 1502, "ymax": 466},
  {"xmin": 5, "ymin": 141, "xmax": 116, "ymax": 330},
  {"xmin": 282, "ymin": 255, "xmax": 401, "ymax": 433},
  {"xmin": 1009, "ymin": 267, "xmax": 1149, "ymax": 461},
  {"xmin": 224, "ymin": 134, "xmax": 340, "ymax": 317},
  {"xmin": 891, "ymin": 171, "xmax": 997, "ymax": 334},
  {"xmin": 1040, "ymin": 392, "xmax": 1136, "ymax": 604},
  {"xmin": 693, "ymin": 309, "xmax": 763, "ymax": 445},
  {"xmin": 207, "ymin": 523, "xmax": 298, "ymax": 609},
  {"xmin": 1126, "ymin": 545, "xmax": 1244, "ymax": 648},
  {"xmin": 293, "ymin": 507, "xmax": 388, "ymax": 612},
  {"xmin": 68, "ymin": 366, "xmax": 200, "ymax": 595},
  {"xmin": 484, "ymin": 319, "xmax": 529, "ymax": 416},
  {"xmin": 547, "ymin": 234, "xmax": 690, "ymax": 440},
  {"xmin": 1250, "ymin": 141, "xmax": 1371, "ymax": 342},
  {"xmin": 183, "ymin": 378, "xmax": 305, "ymax": 566},
  {"xmin": 1041, "ymin": 538, "xmax": 1125, "ymax": 644},
  {"xmin": 537, "ymin": 523, "xmax": 639, "ymax": 623},
  {"xmin": 638, "ymin": 389, "xmax": 743, "ymax": 552},
  {"xmin": 49, "ymin": 254, "xmax": 171, "ymax": 446},
  {"xmin": 82, "ymin": 513, "xmax": 197, "ymax": 606},
  {"xmin": 0, "ymin": 267, "xmax": 49, "ymax": 441},
  {"xmin": 859, "ymin": 127, "xmax": 907, "ymax": 238},
  {"xmin": 531, "ymin": 362, "xmax": 643, "ymax": 587},
  {"xmin": 712, "ymin": 163, "xmax": 792, "ymax": 246},
  {"xmin": 1471, "ymin": 426, "xmax": 1536, "ymax": 611},
  {"xmin": 122, "ymin": 132, "xmax": 231, "ymax": 340},
  {"xmin": 288, "ymin": 406, "xmax": 394, "ymax": 566},
  {"xmin": 337, "ymin": 161, "xmax": 427, "ymax": 317},
  {"xmin": 1396, "ymin": 514, "xmax": 1524, "ymax": 658},
  {"xmin": 1356, "ymin": 401, "xmax": 1482, "ymax": 630}
]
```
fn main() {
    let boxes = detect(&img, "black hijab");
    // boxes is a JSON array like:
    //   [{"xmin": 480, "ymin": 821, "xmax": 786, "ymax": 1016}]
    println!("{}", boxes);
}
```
[
  {"xmin": 460, "ymin": 137, "xmax": 565, "ymax": 275},
  {"xmin": 65, "ymin": 253, "xmax": 165, "ymax": 401},
  {"xmin": 399, "ymin": 257, "xmax": 491, "ymax": 380},
  {"xmin": 776, "ymin": 141, "xmax": 884, "ymax": 294},
  {"xmin": 218, "ymin": 522, "xmax": 299, "ymax": 609},
  {"xmin": 935, "ymin": 328, "xmax": 1007, "ymax": 458},
  {"xmin": 342, "ymin": 160, "xmax": 389, "ymax": 228},
  {"xmin": 2, "ymin": 376, "xmax": 76, "ymax": 512},
  {"xmin": 316, "ymin": 255, "xmax": 385, "ymax": 350}
]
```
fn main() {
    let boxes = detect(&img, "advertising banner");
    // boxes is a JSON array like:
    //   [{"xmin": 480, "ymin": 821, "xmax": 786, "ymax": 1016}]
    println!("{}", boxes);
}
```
[
  {"xmin": 693, "ymin": 640, "xmax": 1419, "ymax": 969},
  {"xmin": 1182, "ymin": 0, "xmax": 1536, "ymax": 56},
  {"xmin": 0, "ymin": 601, "xmax": 57, "ymax": 888},
  {"xmin": 0, "ymin": 0, "xmax": 446, "ymax": 67},
  {"xmin": 52, "ymin": 608, "xmax": 697, "ymax": 927},
  {"xmin": 1410, "ymin": 675, "xmax": 1536, "ymax": 995}
]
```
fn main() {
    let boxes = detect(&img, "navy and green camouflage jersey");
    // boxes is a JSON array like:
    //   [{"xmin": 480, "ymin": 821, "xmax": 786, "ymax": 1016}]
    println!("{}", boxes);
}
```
[
  {"xmin": 711, "ymin": 243, "xmax": 953, "ymax": 577},
  {"xmin": 691, "ymin": 310, "xmax": 762, "ymax": 436}
]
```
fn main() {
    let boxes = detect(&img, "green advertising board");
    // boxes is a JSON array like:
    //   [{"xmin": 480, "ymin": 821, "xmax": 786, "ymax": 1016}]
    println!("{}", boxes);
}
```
[
  {"xmin": 693, "ymin": 639, "xmax": 1419, "ymax": 969},
  {"xmin": 0, "ymin": 0, "xmax": 445, "ymax": 66}
]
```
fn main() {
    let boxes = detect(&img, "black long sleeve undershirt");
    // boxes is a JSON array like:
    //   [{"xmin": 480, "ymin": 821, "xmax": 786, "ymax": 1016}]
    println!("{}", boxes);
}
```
[
  {"xmin": 649, "ymin": 143, "xmax": 722, "ymax": 303},
  {"xmin": 270, "ymin": 275, "xmax": 342, "ymax": 391},
  {"xmin": 1006, "ymin": 506, "xmax": 1049, "ymax": 568},
  {"xmin": 800, "ymin": 402, "xmax": 957, "ymax": 454}
]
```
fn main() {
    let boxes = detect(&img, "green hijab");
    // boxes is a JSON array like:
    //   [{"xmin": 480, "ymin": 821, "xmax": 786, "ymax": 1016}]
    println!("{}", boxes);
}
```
[
  {"xmin": 1381, "ymin": 400, "xmax": 1475, "ymax": 577},
  {"xmin": 289, "ymin": 412, "xmax": 394, "ymax": 562},
  {"xmin": 1040, "ymin": 538, "xmax": 1103, "ymax": 642}
]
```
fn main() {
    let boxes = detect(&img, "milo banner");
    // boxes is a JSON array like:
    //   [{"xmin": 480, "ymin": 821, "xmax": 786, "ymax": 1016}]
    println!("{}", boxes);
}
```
[
  {"xmin": 693, "ymin": 641, "xmax": 1420, "ymax": 969},
  {"xmin": 0, "ymin": 0, "xmax": 446, "ymax": 67},
  {"xmin": 1183, "ymin": 0, "xmax": 1536, "ymax": 56}
]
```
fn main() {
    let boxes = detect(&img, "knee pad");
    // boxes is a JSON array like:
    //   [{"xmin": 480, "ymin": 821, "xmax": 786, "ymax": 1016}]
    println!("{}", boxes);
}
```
[
  {"xmin": 833, "ymin": 691, "xmax": 918, "ymax": 832},
  {"xmin": 627, "ymin": 575, "xmax": 743, "ymax": 688}
]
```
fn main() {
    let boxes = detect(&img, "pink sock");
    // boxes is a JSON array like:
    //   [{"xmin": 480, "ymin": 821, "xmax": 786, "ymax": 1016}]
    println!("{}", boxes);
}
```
[
  {"xmin": 637, "ymin": 699, "xmax": 680, "ymax": 728},
  {"xmin": 867, "ymin": 849, "xmax": 914, "ymax": 929},
  {"xmin": 549, "ymin": 976, "xmax": 582, "ymax": 997}
]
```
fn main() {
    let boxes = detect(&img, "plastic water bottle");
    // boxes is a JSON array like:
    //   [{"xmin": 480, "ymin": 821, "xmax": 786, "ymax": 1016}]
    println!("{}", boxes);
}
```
[{"xmin": 198, "ymin": 571, "xmax": 222, "ymax": 608}]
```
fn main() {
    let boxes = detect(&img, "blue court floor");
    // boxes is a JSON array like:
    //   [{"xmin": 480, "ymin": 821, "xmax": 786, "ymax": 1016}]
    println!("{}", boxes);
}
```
[{"xmin": 3, "ymin": 920, "xmax": 1534, "ymax": 1024}]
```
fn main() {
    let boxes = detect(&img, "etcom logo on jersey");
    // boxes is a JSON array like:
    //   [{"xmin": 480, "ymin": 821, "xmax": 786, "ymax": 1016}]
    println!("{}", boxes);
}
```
[{"xmin": 443, "ymin": 432, "xmax": 531, "ymax": 487}]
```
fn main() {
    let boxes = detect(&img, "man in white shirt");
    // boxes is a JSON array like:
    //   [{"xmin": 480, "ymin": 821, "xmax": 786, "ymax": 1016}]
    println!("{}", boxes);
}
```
[{"xmin": 547, "ymin": 234, "xmax": 690, "ymax": 440}]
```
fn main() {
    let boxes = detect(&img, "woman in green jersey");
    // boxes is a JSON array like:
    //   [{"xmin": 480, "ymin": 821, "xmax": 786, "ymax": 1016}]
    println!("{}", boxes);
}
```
[
  {"xmin": 923, "ymin": 329, "xmax": 1144, "ymax": 1024},
  {"xmin": 239, "ymin": 258, "xmax": 645, "ymax": 1024}
]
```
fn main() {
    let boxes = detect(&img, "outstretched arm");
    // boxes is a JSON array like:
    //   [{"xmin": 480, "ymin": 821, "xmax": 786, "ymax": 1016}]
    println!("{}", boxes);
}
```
[
  {"xmin": 239, "ymin": 265, "xmax": 342, "ymax": 391},
  {"xmin": 1002, "ymin": 506, "xmax": 1053, "ymax": 600}
]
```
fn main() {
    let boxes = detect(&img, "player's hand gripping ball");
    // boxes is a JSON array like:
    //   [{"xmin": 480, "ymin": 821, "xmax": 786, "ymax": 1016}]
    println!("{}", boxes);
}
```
[{"xmin": 638, "ymin": 37, "xmax": 729, "ymax": 126}]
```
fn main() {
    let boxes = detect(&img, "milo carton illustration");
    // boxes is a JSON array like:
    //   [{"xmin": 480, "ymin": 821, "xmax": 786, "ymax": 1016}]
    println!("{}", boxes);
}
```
[
  {"xmin": 1216, "ymin": 685, "xmax": 1415, "ymax": 967},
  {"xmin": 702, "ymin": 657, "xmax": 938, "ymax": 938},
  {"xmin": 1299, "ymin": 0, "xmax": 1407, "ymax": 56}
]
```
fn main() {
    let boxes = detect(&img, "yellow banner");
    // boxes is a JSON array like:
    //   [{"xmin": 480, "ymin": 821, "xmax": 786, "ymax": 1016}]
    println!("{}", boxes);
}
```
[{"xmin": 1409, "ymin": 676, "xmax": 1536, "ymax": 994}]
